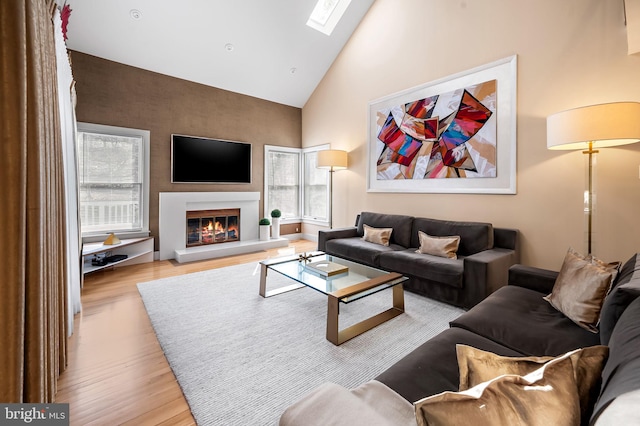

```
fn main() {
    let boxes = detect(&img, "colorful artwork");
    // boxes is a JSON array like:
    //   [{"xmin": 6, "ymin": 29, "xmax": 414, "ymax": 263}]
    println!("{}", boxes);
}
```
[
  {"xmin": 367, "ymin": 56, "xmax": 517, "ymax": 194},
  {"xmin": 375, "ymin": 80, "xmax": 497, "ymax": 180}
]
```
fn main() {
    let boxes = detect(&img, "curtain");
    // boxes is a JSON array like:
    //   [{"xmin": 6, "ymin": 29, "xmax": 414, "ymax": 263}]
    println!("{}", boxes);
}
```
[
  {"xmin": 0, "ymin": 0, "xmax": 68, "ymax": 403},
  {"xmin": 53, "ymin": 4, "xmax": 82, "ymax": 335}
]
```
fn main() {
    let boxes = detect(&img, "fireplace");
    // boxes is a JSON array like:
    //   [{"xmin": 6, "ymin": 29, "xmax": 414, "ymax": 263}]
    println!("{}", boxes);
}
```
[{"xmin": 186, "ymin": 209, "xmax": 240, "ymax": 247}]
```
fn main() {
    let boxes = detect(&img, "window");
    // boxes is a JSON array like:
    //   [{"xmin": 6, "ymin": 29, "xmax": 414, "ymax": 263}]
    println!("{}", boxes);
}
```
[
  {"xmin": 265, "ymin": 147, "xmax": 300, "ymax": 220},
  {"xmin": 303, "ymin": 148, "xmax": 329, "ymax": 222},
  {"xmin": 76, "ymin": 123, "xmax": 150, "ymax": 238},
  {"xmin": 264, "ymin": 145, "xmax": 329, "ymax": 224},
  {"xmin": 306, "ymin": 0, "xmax": 352, "ymax": 36}
]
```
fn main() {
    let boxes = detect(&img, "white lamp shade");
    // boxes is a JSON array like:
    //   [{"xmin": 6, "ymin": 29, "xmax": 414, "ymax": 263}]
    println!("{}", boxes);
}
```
[
  {"xmin": 317, "ymin": 149, "xmax": 348, "ymax": 170},
  {"xmin": 547, "ymin": 102, "xmax": 640, "ymax": 150}
]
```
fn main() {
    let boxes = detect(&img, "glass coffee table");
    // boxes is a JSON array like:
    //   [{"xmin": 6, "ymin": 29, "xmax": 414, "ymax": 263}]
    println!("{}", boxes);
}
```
[{"xmin": 259, "ymin": 251, "xmax": 408, "ymax": 345}]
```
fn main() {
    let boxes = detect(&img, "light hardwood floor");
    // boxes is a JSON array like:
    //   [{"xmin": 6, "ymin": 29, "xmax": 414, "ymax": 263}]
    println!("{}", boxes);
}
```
[{"xmin": 55, "ymin": 239, "xmax": 317, "ymax": 426}]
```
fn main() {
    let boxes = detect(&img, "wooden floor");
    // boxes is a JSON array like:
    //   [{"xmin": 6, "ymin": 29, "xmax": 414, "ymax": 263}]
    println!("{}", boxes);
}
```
[{"xmin": 55, "ymin": 239, "xmax": 317, "ymax": 426}]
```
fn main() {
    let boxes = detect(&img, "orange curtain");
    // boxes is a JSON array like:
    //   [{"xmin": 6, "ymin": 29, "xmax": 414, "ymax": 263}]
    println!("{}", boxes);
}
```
[{"xmin": 0, "ymin": 0, "xmax": 68, "ymax": 402}]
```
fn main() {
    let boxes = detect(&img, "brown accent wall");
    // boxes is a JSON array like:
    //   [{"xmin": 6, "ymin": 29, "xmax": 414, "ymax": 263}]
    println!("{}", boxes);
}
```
[{"xmin": 71, "ymin": 51, "xmax": 302, "ymax": 250}]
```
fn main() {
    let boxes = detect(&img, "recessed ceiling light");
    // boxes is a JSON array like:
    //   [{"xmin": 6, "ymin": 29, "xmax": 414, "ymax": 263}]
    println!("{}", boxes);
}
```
[
  {"xmin": 225, "ymin": 43, "xmax": 235, "ymax": 52},
  {"xmin": 129, "ymin": 9, "xmax": 142, "ymax": 20}
]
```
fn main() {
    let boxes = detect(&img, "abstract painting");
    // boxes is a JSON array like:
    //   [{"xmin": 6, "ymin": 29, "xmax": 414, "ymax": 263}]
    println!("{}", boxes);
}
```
[{"xmin": 368, "ymin": 56, "xmax": 517, "ymax": 194}]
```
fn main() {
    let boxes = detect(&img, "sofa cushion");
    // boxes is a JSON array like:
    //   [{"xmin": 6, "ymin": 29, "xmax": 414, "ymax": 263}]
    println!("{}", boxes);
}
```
[
  {"xmin": 414, "ymin": 353, "xmax": 581, "ymax": 426},
  {"xmin": 416, "ymin": 231, "xmax": 460, "ymax": 259},
  {"xmin": 324, "ymin": 237, "xmax": 401, "ymax": 267},
  {"xmin": 543, "ymin": 248, "xmax": 620, "ymax": 333},
  {"xmin": 362, "ymin": 224, "xmax": 393, "ymax": 246},
  {"xmin": 410, "ymin": 218, "xmax": 493, "ymax": 256},
  {"xmin": 450, "ymin": 285, "xmax": 601, "ymax": 356},
  {"xmin": 599, "ymin": 253, "xmax": 640, "ymax": 345},
  {"xmin": 457, "ymin": 344, "xmax": 608, "ymax": 424},
  {"xmin": 378, "ymin": 249, "xmax": 464, "ymax": 288},
  {"xmin": 375, "ymin": 327, "xmax": 524, "ymax": 403},
  {"xmin": 357, "ymin": 212, "xmax": 414, "ymax": 248},
  {"xmin": 591, "ymin": 296, "xmax": 640, "ymax": 423}
]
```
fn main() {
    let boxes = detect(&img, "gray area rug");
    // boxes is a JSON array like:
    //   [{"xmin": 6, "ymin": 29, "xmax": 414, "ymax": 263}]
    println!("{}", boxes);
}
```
[{"xmin": 137, "ymin": 261, "xmax": 464, "ymax": 425}]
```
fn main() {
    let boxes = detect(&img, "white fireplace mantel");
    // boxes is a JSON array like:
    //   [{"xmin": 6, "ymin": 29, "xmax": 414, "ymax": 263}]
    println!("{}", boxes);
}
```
[{"xmin": 159, "ymin": 192, "xmax": 286, "ymax": 262}]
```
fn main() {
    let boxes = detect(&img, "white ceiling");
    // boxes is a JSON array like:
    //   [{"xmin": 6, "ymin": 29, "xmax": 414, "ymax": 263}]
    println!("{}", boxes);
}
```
[{"xmin": 65, "ymin": 0, "xmax": 376, "ymax": 108}]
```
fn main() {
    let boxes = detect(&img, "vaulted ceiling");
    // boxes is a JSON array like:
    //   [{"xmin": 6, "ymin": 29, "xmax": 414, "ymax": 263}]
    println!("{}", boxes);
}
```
[{"xmin": 65, "ymin": 0, "xmax": 376, "ymax": 108}]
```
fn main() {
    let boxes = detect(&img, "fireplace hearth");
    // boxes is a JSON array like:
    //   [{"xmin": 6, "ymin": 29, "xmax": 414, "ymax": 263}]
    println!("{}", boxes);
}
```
[{"xmin": 186, "ymin": 208, "xmax": 240, "ymax": 247}]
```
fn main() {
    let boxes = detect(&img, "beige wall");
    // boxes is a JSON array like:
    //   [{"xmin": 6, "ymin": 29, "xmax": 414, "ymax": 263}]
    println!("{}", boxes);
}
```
[
  {"xmin": 302, "ymin": 0, "xmax": 640, "ymax": 269},
  {"xmin": 71, "ymin": 52, "xmax": 302, "ymax": 250}
]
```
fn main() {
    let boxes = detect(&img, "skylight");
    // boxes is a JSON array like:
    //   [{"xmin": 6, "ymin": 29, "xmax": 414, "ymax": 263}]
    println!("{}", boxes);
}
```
[{"xmin": 306, "ymin": 0, "xmax": 352, "ymax": 36}]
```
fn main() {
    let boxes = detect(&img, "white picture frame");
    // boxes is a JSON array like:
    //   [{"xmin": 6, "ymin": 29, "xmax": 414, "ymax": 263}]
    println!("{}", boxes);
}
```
[{"xmin": 367, "ymin": 55, "xmax": 517, "ymax": 194}]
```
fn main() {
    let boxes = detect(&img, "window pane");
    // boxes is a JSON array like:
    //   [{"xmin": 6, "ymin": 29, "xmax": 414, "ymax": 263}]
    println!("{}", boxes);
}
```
[
  {"xmin": 267, "ymin": 151, "xmax": 299, "ymax": 218},
  {"xmin": 304, "ymin": 151, "xmax": 329, "ymax": 220},
  {"xmin": 78, "ymin": 132, "xmax": 144, "ymax": 233},
  {"xmin": 78, "ymin": 132, "xmax": 142, "ymax": 183}
]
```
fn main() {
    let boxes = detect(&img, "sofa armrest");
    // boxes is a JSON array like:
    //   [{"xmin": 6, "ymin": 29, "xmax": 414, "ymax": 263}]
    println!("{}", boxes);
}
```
[
  {"xmin": 508, "ymin": 264, "xmax": 558, "ymax": 294},
  {"xmin": 279, "ymin": 381, "xmax": 416, "ymax": 426},
  {"xmin": 463, "ymin": 247, "xmax": 519, "ymax": 306},
  {"xmin": 317, "ymin": 227, "xmax": 359, "ymax": 251},
  {"xmin": 494, "ymin": 228, "xmax": 519, "ymax": 252}
]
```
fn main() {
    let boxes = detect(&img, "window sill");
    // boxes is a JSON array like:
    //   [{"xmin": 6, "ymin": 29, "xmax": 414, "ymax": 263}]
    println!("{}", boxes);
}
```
[
  {"xmin": 302, "ymin": 218, "xmax": 329, "ymax": 227},
  {"xmin": 83, "ymin": 230, "xmax": 150, "ymax": 244}
]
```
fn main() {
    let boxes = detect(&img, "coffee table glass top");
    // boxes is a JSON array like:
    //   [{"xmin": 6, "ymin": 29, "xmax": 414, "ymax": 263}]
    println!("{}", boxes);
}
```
[{"xmin": 262, "ymin": 252, "xmax": 407, "ymax": 303}]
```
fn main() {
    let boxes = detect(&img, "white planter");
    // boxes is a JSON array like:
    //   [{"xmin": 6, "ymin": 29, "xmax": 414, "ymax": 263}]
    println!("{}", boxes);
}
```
[
  {"xmin": 271, "ymin": 217, "xmax": 280, "ymax": 239},
  {"xmin": 259, "ymin": 225, "xmax": 270, "ymax": 241}
]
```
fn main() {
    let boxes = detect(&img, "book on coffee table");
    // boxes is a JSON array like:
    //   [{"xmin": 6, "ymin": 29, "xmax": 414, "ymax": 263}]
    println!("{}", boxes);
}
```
[{"xmin": 305, "ymin": 260, "xmax": 349, "ymax": 277}]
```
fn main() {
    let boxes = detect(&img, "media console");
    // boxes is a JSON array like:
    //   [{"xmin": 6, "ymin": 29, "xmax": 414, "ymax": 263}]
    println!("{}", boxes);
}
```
[{"xmin": 82, "ymin": 237, "xmax": 154, "ymax": 276}]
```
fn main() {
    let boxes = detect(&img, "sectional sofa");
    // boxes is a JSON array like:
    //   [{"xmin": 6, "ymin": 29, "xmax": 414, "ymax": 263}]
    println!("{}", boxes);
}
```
[
  {"xmin": 318, "ymin": 211, "xmax": 519, "ymax": 308},
  {"xmin": 280, "ymin": 252, "xmax": 640, "ymax": 425}
]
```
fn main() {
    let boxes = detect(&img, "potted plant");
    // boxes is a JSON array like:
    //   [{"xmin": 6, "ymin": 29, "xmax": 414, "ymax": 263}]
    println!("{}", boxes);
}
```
[
  {"xmin": 270, "ymin": 209, "xmax": 281, "ymax": 239},
  {"xmin": 259, "ymin": 217, "xmax": 271, "ymax": 241}
]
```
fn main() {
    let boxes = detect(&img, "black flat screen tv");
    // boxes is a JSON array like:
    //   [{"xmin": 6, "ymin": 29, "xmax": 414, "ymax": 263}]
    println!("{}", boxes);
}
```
[{"xmin": 171, "ymin": 134, "xmax": 252, "ymax": 184}]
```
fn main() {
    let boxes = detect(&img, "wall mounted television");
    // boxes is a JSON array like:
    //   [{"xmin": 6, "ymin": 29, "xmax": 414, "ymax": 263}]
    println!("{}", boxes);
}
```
[{"xmin": 171, "ymin": 134, "xmax": 252, "ymax": 184}]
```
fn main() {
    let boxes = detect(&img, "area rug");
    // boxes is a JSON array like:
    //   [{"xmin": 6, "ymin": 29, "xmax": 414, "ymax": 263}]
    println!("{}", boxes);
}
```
[{"xmin": 137, "ymin": 261, "xmax": 464, "ymax": 425}]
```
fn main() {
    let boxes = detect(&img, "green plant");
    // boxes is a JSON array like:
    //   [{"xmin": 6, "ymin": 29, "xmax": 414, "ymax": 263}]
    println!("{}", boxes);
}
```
[
  {"xmin": 259, "ymin": 218, "xmax": 271, "ymax": 226},
  {"xmin": 270, "ymin": 209, "xmax": 282, "ymax": 218}
]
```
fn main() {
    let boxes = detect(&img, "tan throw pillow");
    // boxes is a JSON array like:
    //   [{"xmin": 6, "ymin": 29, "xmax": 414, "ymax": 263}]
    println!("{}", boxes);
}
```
[
  {"xmin": 415, "ymin": 231, "xmax": 460, "ymax": 259},
  {"xmin": 415, "ymin": 352, "xmax": 581, "ymax": 426},
  {"xmin": 543, "ymin": 247, "xmax": 620, "ymax": 332},
  {"xmin": 362, "ymin": 224, "xmax": 393, "ymax": 246},
  {"xmin": 456, "ymin": 344, "xmax": 608, "ymax": 422}
]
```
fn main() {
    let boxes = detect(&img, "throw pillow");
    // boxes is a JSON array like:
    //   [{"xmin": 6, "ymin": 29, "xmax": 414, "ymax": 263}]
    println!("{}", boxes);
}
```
[
  {"xmin": 415, "ymin": 231, "xmax": 460, "ymax": 259},
  {"xmin": 362, "ymin": 224, "xmax": 393, "ymax": 246},
  {"xmin": 599, "ymin": 254, "xmax": 640, "ymax": 345},
  {"xmin": 414, "ymin": 352, "xmax": 581, "ymax": 426},
  {"xmin": 543, "ymin": 247, "xmax": 620, "ymax": 332},
  {"xmin": 456, "ymin": 344, "xmax": 608, "ymax": 423}
]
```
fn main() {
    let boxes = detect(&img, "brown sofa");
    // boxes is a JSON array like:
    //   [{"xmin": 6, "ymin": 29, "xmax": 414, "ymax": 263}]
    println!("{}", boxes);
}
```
[
  {"xmin": 280, "ymin": 253, "xmax": 640, "ymax": 425},
  {"xmin": 318, "ymin": 211, "xmax": 519, "ymax": 308}
]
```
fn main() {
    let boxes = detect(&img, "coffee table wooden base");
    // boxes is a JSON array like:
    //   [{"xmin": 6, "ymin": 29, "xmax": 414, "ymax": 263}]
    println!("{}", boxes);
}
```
[
  {"xmin": 259, "ymin": 258, "xmax": 406, "ymax": 345},
  {"xmin": 326, "ymin": 284, "xmax": 404, "ymax": 345},
  {"xmin": 259, "ymin": 262, "xmax": 305, "ymax": 297}
]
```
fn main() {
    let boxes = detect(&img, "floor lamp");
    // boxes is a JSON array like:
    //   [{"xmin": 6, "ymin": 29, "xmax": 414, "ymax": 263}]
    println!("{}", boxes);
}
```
[
  {"xmin": 317, "ymin": 149, "xmax": 348, "ymax": 229},
  {"xmin": 546, "ymin": 102, "xmax": 640, "ymax": 254}
]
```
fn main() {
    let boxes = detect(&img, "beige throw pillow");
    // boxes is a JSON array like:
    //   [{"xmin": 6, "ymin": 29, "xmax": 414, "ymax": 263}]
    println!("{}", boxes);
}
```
[
  {"xmin": 415, "ymin": 352, "xmax": 581, "ymax": 426},
  {"xmin": 544, "ymin": 247, "xmax": 620, "ymax": 332},
  {"xmin": 362, "ymin": 224, "xmax": 393, "ymax": 246},
  {"xmin": 456, "ymin": 344, "xmax": 608, "ymax": 422},
  {"xmin": 415, "ymin": 231, "xmax": 460, "ymax": 259}
]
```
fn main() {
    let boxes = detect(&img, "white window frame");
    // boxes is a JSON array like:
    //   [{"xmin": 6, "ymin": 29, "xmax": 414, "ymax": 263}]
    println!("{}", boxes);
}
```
[
  {"xmin": 302, "ymin": 145, "xmax": 331, "ymax": 226},
  {"xmin": 77, "ymin": 122, "xmax": 150, "ymax": 242},
  {"xmin": 264, "ymin": 144, "xmax": 330, "ymax": 226}
]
